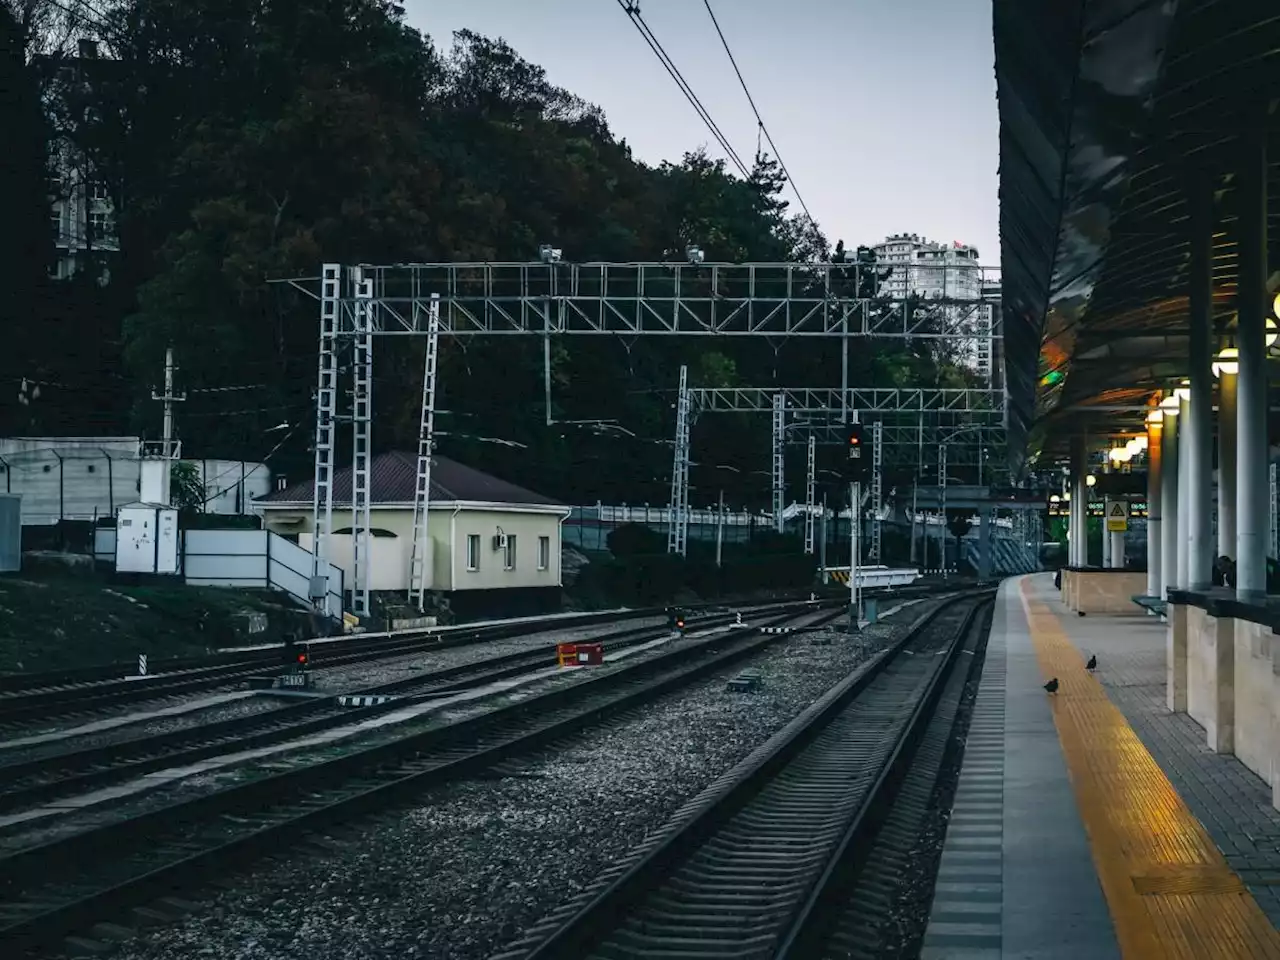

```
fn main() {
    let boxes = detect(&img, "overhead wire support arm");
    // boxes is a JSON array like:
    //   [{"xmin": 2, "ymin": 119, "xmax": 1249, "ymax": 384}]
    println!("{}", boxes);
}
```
[{"xmin": 340, "ymin": 261, "xmax": 999, "ymax": 338}]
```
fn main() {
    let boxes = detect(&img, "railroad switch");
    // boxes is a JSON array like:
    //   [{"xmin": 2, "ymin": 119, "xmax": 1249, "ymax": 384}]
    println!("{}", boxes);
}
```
[{"xmin": 726, "ymin": 670, "xmax": 763, "ymax": 693}]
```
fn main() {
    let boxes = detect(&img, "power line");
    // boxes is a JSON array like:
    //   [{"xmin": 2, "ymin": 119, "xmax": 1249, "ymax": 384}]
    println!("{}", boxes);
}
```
[
  {"xmin": 614, "ymin": 0, "xmax": 751, "ymax": 179},
  {"xmin": 701, "ymin": 0, "xmax": 815, "ymax": 224}
]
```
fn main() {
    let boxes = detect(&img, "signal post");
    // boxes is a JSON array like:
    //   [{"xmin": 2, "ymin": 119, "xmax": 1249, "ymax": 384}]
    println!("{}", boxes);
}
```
[{"xmin": 844, "ymin": 422, "xmax": 868, "ymax": 633}]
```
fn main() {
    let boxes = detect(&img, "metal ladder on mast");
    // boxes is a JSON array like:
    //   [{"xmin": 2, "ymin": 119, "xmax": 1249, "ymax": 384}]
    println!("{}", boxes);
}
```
[
  {"xmin": 772, "ymin": 392, "xmax": 786, "ymax": 533},
  {"xmin": 350, "ymin": 267, "xmax": 374, "ymax": 619},
  {"xmin": 408, "ymin": 294, "xmax": 441, "ymax": 610},
  {"xmin": 803, "ymin": 434, "xmax": 816, "ymax": 553},
  {"xmin": 310, "ymin": 264, "xmax": 341, "ymax": 618},
  {"xmin": 870, "ymin": 420, "xmax": 883, "ymax": 561},
  {"xmin": 666, "ymin": 365, "xmax": 691, "ymax": 556}
]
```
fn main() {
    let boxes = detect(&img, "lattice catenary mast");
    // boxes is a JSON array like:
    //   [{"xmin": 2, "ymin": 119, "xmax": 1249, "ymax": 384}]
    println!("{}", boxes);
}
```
[
  {"xmin": 666, "ymin": 365, "xmax": 692, "ymax": 556},
  {"xmin": 772, "ymin": 393, "xmax": 786, "ymax": 534},
  {"xmin": 407, "ymin": 294, "xmax": 442, "ymax": 610},
  {"xmin": 803, "ymin": 434, "xmax": 816, "ymax": 554}
]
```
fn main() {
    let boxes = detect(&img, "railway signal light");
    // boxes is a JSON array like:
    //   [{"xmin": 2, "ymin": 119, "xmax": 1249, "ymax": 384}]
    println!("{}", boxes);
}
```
[
  {"xmin": 296, "ymin": 650, "xmax": 308, "ymax": 667},
  {"xmin": 842, "ymin": 425, "xmax": 869, "ymax": 481}
]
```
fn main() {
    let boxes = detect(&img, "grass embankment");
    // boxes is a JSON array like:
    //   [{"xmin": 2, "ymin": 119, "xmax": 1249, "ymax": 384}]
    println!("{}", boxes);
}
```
[{"xmin": 0, "ymin": 571, "xmax": 303, "ymax": 675}]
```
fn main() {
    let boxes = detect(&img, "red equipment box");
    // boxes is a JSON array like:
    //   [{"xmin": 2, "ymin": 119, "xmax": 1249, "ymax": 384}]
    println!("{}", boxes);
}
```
[{"xmin": 557, "ymin": 642, "xmax": 604, "ymax": 666}]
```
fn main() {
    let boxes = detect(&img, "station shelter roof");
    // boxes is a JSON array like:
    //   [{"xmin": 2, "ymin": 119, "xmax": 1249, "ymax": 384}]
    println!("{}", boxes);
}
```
[{"xmin": 996, "ymin": 0, "xmax": 1280, "ymax": 469}]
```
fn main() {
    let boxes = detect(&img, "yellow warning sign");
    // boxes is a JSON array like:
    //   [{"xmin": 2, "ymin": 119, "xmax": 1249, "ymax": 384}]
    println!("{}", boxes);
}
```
[{"xmin": 1105, "ymin": 499, "xmax": 1128, "ymax": 533}]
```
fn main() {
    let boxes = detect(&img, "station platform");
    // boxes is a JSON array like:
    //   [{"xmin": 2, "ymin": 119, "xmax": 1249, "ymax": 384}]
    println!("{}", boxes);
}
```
[{"xmin": 922, "ymin": 574, "xmax": 1280, "ymax": 959}]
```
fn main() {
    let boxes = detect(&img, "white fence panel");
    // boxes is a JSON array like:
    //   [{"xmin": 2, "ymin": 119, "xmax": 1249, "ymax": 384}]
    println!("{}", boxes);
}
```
[{"xmin": 184, "ymin": 530, "xmax": 269, "ymax": 587}]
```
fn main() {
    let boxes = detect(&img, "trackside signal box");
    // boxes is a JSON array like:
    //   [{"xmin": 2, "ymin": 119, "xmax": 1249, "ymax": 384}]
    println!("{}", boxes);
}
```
[
  {"xmin": 843, "ymin": 425, "xmax": 869, "ymax": 481},
  {"xmin": 557, "ymin": 642, "xmax": 604, "ymax": 667}
]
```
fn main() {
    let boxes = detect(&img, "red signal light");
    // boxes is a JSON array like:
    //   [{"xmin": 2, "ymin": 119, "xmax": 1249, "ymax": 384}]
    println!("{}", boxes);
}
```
[
  {"xmin": 297, "ymin": 652, "xmax": 308, "ymax": 666},
  {"xmin": 676, "ymin": 619, "xmax": 685, "ymax": 629}
]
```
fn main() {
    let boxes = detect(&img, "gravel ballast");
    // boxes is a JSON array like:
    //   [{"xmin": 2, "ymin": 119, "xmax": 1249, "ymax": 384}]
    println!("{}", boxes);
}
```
[{"xmin": 95, "ymin": 612, "xmax": 916, "ymax": 960}]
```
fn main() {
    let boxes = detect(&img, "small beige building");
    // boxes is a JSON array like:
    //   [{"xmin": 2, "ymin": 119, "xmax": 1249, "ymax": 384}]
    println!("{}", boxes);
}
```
[{"xmin": 256, "ymin": 452, "xmax": 569, "ymax": 595}]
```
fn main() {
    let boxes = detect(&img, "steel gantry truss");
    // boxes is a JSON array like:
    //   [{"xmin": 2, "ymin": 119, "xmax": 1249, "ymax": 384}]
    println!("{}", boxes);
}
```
[
  {"xmin": 667, "ymin": 364, "xmax": 692, "ymax": 556},
  {"xmin": 295, "ymin": 260, "xmax": 1001, "ymax": 615},
  {"xmin": 689, "ymin": 386, "xmax": 1003, "ymax": 416},
  {"xmin": 316, "ymin": 261, "xmax": 1000, "ymax": 338}
]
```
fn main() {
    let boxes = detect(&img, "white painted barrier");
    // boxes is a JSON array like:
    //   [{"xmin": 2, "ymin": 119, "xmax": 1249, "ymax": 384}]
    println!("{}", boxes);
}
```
[{"xmin": 824, "ymin": 566, "xmax": 921, "ymax": 589}]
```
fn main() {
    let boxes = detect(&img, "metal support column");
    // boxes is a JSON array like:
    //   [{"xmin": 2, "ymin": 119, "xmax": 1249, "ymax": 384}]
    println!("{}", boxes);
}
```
[
  {"xmin": 1177, "ymin": 390, "xmax": 1191, "ymax": 590},
  {"xmin": 1147, "ymin": 416, "xmax": 1163, "ymax": 599},
  {"xmin": 1236, "ymin": 124, "xmax": 1269, "ymax": 600},
  {"xmin": 311, "ymin": 263, "xmax": 341, "ymax": 618},
  {"xmin": 939, "ymin": 443, "xmax": 948, "ymax": 576},
  {"xmin": 1161, "ymin": 406, "xmax": 1180, "ymax": 598},
  {"xmin": 1187, "ymin": 179, "xmax": 1214, "ymax": 590},
  {"xmin": 1069, "ymin": 437, "xmax": 1085, "ymax": 567},
  {"xmin": 408, "ymin": 293, "xmax": 441, "ymax": 610},
  {"xmin": 978, "ymin": 505, "xmax": 992, "ymax": 579},
  {"xmin": 803, "ymin": 434, "xmax": 816, "ymax": 554},
  {"xmin": 1219, "ymin": 368, "xmax": 1238, "ymax": 558},
  {"xmin": 772, "ymin": 392, "xmax": 786, "ymax": 533},
  {"xmin": 870, "ymin": 420, "xmax": 883, "ymax": 561},
  {"xmin": 1101, "ymin": 457, "xmax": 1111, "ymax": 570},
  {"xmin": 666, "ymin": 365, "xmax": 691, "ymax": 556},
  {"xmin": 350, "ymin": 267, "xmax": 374, "ymax": 619}
]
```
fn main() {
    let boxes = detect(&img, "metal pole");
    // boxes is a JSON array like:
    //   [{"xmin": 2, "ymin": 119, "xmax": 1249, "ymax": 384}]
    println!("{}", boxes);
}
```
[
  {"xmin": 1188, "ymin": 177, "xmax": 1214, "ymax": 590},
  {"xmin": 849, "ymin": 481, "xmax": 860, "ymax": 632},
  {"xmin": 1177, "ymin": 391, "xmax": 1191, "ymax": 589},
  {"xmin": 715, "ymin": 489, "xmax": 724, "ymax": 568},
  {"xmin": 819, "ymin": 490, "xmax": 828, "ymax": 582},
  {"xmin": 1147, "ymin": 417, "xmax": 1163, "ymax": 600},
  {"xmin": 939, "ymin": 444, "xmax": 948, "ymax": 577},
  {"xmin": 1218, "ymin": 370, "xmax": 1237, "ymax": 558},
  {"xmin": 1236, "ymin": 124, "xmax": 1268, "ymax": 600},
  {"xmin": 1161, "ymin": 409, "xmax": 1180, "ymax": 599}
]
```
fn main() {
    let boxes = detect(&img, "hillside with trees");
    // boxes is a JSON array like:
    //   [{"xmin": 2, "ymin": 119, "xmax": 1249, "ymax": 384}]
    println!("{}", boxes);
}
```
[{"xmin": 2, "ymin": 0, "xmax": 976, "ymax": 509}]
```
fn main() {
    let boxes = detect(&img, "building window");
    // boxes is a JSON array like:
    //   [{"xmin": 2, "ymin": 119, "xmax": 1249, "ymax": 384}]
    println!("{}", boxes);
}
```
[
  {"xmin": 538, "ymin": 535, "xmax": 550, "ymax": 570},
  {"xmin": 504, "ymin": 534, "xmax": 517, "ymax": 570},
  {"xmin": 88, "ymin": 209, "xmax": 114, "ymax": 238},
  {"xmin": 90, "ymin": 180, "xmax": 109, "ymax": 202},
  {"xmin": 466, "ymin": 534, "xmax": 479, "ymax": 571}
]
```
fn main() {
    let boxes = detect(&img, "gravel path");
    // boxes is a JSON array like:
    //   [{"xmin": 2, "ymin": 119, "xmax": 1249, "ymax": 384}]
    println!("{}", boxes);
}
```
[{"xmin": 93, "ymin": 611, "xmax": 917, "ymax": 960}]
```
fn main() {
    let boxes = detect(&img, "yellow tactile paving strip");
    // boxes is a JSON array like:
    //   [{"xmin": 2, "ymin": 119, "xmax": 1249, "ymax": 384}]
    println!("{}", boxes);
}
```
[{"xmin": 1020, "ymin": 579, "xmax": 1280, "ymax": 959}]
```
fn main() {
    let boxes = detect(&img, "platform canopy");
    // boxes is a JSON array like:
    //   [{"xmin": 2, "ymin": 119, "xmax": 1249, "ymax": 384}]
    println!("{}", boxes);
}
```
[{"xmin": 996, "ymin": 0, "xmax": 1280, "ymax": 470}]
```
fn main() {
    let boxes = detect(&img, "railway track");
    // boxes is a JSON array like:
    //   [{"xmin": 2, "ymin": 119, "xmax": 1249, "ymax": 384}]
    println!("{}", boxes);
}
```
[
  {"xmin": 0, "ymin": 588, "xmax": 877, "ymax": 696},
  {"xmin": 0, "ymin": 606, "xmax": 793, "ymax": 815},
  {"xmin": 0, "ymin": 602, "xmax": 842, "ymax": 956},
  {"xmin": 500, "ymin": 590, "xmax": 994, "ymax": 960},
  {"xmin": 0, "ymin": 599, "xmax": 812, "ymax": 731},
  {"xmin": 0, "ymin": 584, "xmax": 959, "ymax": 732}
]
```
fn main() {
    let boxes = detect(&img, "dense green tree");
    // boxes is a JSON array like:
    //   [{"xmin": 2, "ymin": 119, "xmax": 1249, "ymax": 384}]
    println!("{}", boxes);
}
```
[{"xmin": 17, "ymin": 0, "xmax": 984, "ymax": 503}]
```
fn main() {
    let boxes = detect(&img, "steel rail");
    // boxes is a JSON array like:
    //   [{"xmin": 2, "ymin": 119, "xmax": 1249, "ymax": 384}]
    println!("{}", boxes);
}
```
[
  {"xmin": 504, "ymin": 591, "xmax": 992, "ymax": 960},
  {"xmin": 0, "ymin": 604, "xmax": 841, "ymax": 955}
]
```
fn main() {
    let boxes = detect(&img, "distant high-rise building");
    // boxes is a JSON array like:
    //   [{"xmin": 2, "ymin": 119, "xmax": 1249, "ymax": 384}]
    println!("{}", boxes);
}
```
[
  {"xmin": 870, "ymin": 234, "xmax": 995, "ymax": 382},
  {"xmin": 45, "ymin": 40, "xmax": 118, "ymax": 284}
]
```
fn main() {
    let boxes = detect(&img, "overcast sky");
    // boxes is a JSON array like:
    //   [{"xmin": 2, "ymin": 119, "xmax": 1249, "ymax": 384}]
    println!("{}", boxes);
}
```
[{"xmin": 403, "ymin": 0, "xmax": 999, "ymax": 266}]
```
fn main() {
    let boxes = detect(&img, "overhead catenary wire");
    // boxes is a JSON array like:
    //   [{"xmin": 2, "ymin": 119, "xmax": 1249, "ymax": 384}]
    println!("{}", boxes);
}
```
[
  {"xmin": 614, "ymin": 0, "xmax": 751, "ymax": 179},
  {"xmin": 701, "ymin": 0, "xmax": 815, "ymax": 224}
]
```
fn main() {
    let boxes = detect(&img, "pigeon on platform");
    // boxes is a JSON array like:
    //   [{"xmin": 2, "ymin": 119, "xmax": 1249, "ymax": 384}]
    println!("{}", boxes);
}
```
[
  {"xmin": 1086, "ymin": 654, "xmax": 1097, "ymax": 672},
  {"xmin": 1044, "ymin": 677, "xmax": 1060, "ymax": 694}
]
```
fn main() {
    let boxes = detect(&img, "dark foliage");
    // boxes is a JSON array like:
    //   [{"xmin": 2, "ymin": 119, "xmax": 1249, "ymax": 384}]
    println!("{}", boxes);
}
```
[{"xmin": 5, "ymin": 0, "xmax": 979, "ymax": 506}]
